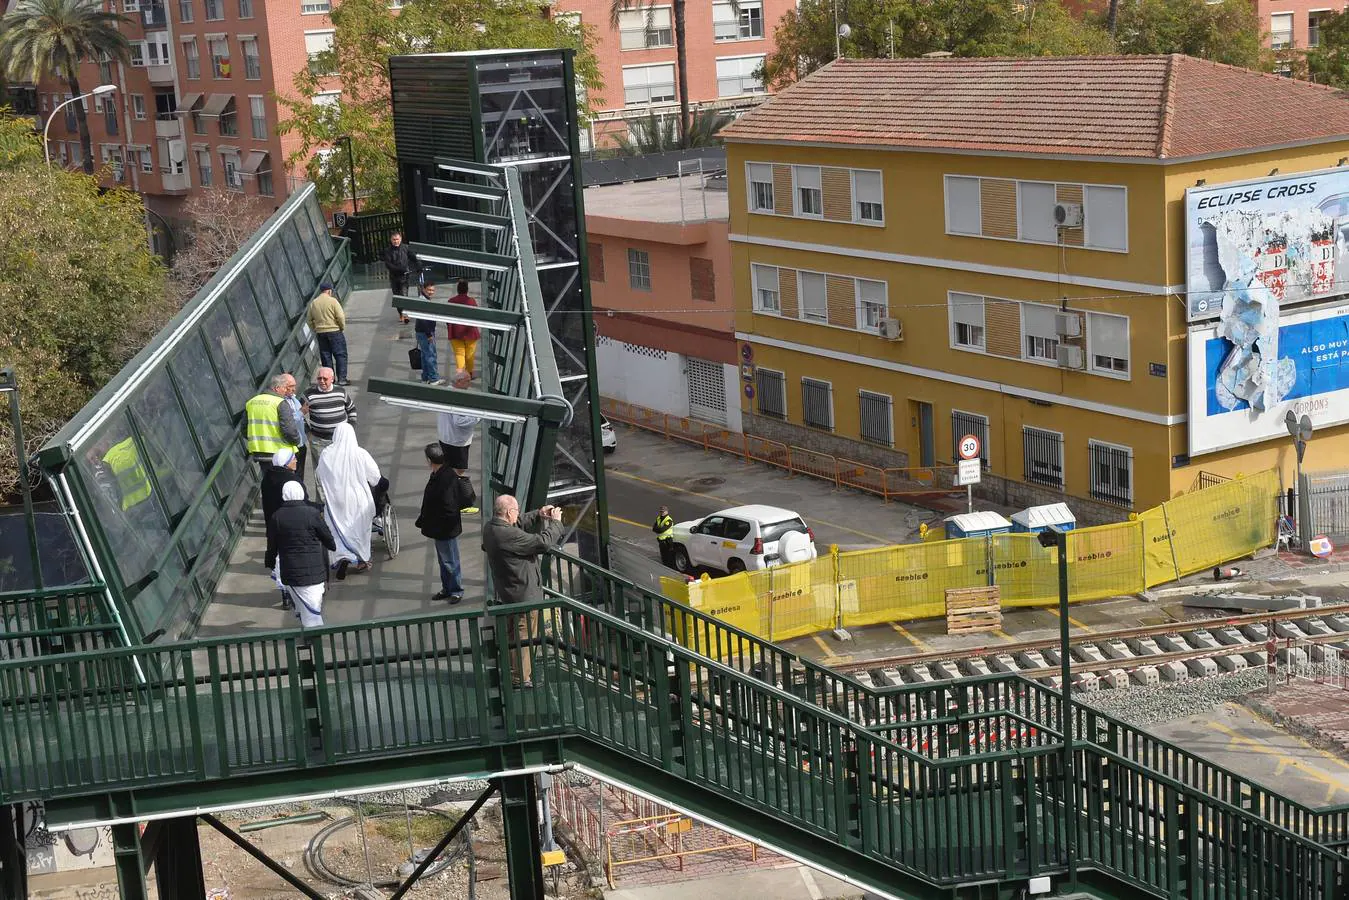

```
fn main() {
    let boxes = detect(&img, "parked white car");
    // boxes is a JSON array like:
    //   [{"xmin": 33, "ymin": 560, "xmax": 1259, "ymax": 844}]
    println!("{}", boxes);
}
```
[
  {"xmin": 669, "ymin": 505, "xmax": 816, "ymax": 574},
  {"xmin": 600, "ymin": 415, "xmax": 617, "ymax": 454}
]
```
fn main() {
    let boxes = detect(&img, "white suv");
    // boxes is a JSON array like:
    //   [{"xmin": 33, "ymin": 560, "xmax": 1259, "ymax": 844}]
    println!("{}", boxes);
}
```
[{"xmin": 669, "ymin": 505, "xmax": 816, "ymax": 574}]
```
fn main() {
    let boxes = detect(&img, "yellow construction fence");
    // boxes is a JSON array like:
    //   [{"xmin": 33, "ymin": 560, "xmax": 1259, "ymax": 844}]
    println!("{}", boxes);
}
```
[{"xmin": 661, "ymin": 469, "xmax": 1280, "ymax": 644}]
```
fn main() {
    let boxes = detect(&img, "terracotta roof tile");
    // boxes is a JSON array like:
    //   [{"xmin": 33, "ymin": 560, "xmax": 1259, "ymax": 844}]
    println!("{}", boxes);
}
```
[{"xmin": 722, "ymin": 55, "xmax": 1349, "ymax": 160}]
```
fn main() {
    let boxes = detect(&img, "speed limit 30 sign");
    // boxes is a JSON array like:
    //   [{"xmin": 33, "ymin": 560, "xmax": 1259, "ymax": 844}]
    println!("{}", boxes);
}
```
[{"xmin": 958, "ymin": 434, "xmax": 981, "ymax": 461}]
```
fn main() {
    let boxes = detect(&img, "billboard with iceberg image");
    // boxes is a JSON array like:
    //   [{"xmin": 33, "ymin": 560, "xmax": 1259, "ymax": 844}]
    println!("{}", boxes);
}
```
[
  {"xmin": 1185, "ymin": 168, "xmax": 1349, "ymax": 323},
  {"xmin": 1187, "ymin": 300, "xmax": 1349, "ymax": 455}
]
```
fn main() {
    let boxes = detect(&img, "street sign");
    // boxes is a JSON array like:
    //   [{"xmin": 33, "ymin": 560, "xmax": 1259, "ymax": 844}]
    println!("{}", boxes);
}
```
[
  {"xmin": 1298, "ymin": 414, "xmax": 1313, "ymax": 443},
  {"xmin": 958, "ymin": 434, "xmax": 981, "ymax": 461},
  {"xmin": 957, "ymin": 459, "xmax": 982, "ymax": 486},
  {"xmin": 333, "ymin": 211, "xmax": 348, "ymax": 229}
]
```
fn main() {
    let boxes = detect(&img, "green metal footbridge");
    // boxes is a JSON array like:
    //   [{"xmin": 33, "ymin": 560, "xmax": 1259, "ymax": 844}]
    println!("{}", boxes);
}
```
[{"xmin": 4, "ymin": 49, "xmax": 1349, "ymax": 899}]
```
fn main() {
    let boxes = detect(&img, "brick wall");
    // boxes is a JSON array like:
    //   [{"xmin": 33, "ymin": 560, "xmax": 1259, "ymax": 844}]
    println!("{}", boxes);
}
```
[{"xmin": 690, "ymin": 256, "xmax": 715, "ymax": 301}]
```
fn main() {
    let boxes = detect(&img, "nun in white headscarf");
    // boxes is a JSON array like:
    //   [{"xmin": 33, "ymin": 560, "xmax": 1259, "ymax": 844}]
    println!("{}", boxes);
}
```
[
  {"xmin": 315, "ymin": 422, "xmax": 381, "ymax": 578},
  {"xmin": 266, "ymin": 480, "xmax": 335, "ymax": 628}
]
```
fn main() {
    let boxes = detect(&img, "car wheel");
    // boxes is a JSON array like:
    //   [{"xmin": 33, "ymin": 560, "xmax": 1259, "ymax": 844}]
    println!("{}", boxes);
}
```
[
  {"xmin": 672, "ymin": 545, "xmax": 691, "ymax": 573},
  {"xmin": 603, "ymin": 446, "xmax": 616, "ymax": 454},
  {"xmin": 727, "ymin": 558, "xmax": 746, "ymax": 574}
]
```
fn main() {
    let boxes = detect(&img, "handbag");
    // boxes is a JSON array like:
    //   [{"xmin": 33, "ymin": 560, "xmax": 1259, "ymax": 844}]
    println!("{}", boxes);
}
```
[{"xmin": 409, "ymin": 347, "xmax": 422, "ymax": 371}]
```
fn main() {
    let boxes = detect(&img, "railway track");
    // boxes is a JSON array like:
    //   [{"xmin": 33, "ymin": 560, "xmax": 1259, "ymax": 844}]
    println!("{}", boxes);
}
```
[{"xmin": 834, "ymin": 601, "xmax": 1349, "ymax": 692}]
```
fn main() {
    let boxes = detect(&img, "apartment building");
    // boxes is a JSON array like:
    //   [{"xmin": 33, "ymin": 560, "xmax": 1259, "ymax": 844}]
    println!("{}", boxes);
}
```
[
  {"xmin": 585, "ymin": 157, "xmax": 741, "ymax": 428},
  {"xmin": 1264, "ymin": 1, "xmax": 1344, "ymax": 57},
  {"xmin": 24, "ymin": 0, "xmax": 337, "ymax": 247},
  {"xmin": 551, "ymin": 0, "xmax": 794, "ymax": 147},
  {"xmin": 723, "ymin": 55, "xmax": 1349, "ymax": 520}
]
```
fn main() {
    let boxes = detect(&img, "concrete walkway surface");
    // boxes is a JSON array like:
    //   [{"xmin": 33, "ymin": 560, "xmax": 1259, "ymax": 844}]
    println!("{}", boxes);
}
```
[{"xmin": 603, "ymin": 864, "xmax": 863, "ymax": 900}]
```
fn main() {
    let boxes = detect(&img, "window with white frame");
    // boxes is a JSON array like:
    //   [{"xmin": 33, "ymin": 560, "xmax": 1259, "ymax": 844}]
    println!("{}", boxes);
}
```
[
  {"xmin": 798, "ymin": 271, "xmax": 827, "ymax": 322},
  {"xmin": 242, "ymin": 38, "xmax": 261, "ymax": 79},
  {"xmin": 178, "ymin": 0, "xmax": 192, "ymax": 21},
  {"xmin": 793, "ymin": 165, "xmax": 822, "ymax": 217},
  {"xmin": 1021, "ymin": 303, "xmax": 1060, "ymax": 363},
  {"xmin": 1088, "ymin": 311, "xmax": 1129, "ymax": 376},
  {"xmin": 747, "ymin": 162, "xmax": 774, "ymax": 213},
  {"xmin": 857, "ymin": 279, "xmax": 887, "ymax": 331},
  {"xmin": 313, "ymin": 91, "xmax": 341, "ymax": 107},
  {"xmin": 713, "ymin": 0, "xmax": 763, "ymax": 40},
  {"xmin": 238, "ymin": 0, "xmax": 252, "ymax": 17},
  {"xmin": 249, "ymin": 95, "xmax": 266, "ymax": 138},
  {"xmin": 130, "ymin": 42, "xmax": 146, "ymax": 66},
  {"xmin": 801, "ymin": 378, "xmax": 833, "ymax": 431},
  {"xmin": 305, "ymin": 30, "xmax": 335, "ymax": 75},
  {"xmin": 197, "ymin": 147, "xmax": 213, "ymax": 186},
  {"xmin": 222, "ymin": 150, "xmax": 242, "ymax": 189},
  {"xmin": 756, "ymin": 369, "xmax": 786, "ymax": 419},
  {"xmin": 945, "ymin": 175, "xmax": 982, "ymax": 235},
  {"xmin": 158, "ymin": 137, "xmax": 183, "ymax": 174},
  {"xmin": 137, "ymin": 147, "xmax": 153, "ymax": 173},
  {"xmin": 183, "ymin": 38, "xmax": 200, "ymax": 79},
  {"xmin": 622, "ymin": 64, "xmax": 676, "ymax": 105},
  {"xmin": 858, "ymin": 390, "xmax": 892, "ymax": 446},
  {"xmin": 301, "ymin": 0, "xmax": 331, "ymax": 12},
  {"xmin": 1311, "ymin": 11, "xmax": 1328, "ymax": 46},
  {"xmin": 949, "ymin": 293, "xmax": 985, "ymax": 350},
  {"xmin": 951, "ymin": 410, "xmax": 990, "ymax": 469},
  {"xmin": 715, "ymin": 55, "xmax": 764, "ymax": 98},
  {"xmin": 853, "ymin": 169, "xmax": 883, "ymax": 223},
  {"xmin": 1018, "ymin": 181, "xmax": 1058, "ymax": 243},
  {"xmin": 208, "ymin": 37, "xmax": 230, "ymax": 77},
  {"xmin": 145, "ymin": 32, "xmax": 170, "ymax": 66},
  {"xmin": 618, "ymin": 6, "xmax": 673, "ymax": 49},
  {"xmin": 752, "ymin": 264, "xmax": 780, "ymax": 314},
  {"xmin": 1089, "ymin": 440, "xmax": 1133, "ymax": 507},
  {"xmin": 1271, "ymin": 12, "xmax": 1293, "ymax": 48},
  {"xmin": 1023, "ymin": 426, "xmax": 1064, "ymax": 489},
  {"xmin": 204, "ymin": 0, "xmax": 221, "ymax": 18},
  {"xmin": 1084, "ymin": 185, "xmax": 1127, "ymax": 251},
  {"xmin": 132, "ymin": 94, "xmax": 146, "ymax": 120},
  {"xmin": 627, "ymin": 248, "xmax": 651, "ymax": 290}
]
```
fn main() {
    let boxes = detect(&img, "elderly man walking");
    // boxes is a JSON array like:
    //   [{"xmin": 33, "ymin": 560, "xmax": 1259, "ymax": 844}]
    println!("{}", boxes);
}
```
[
  {"xmin": 246, "ymin": 374, "xmax": 301, "ymax": 472},
  {"xmin": 266, "ymin": 481, "xmax": 335, "ymax": 627},
  {"xmin": 483, "ymin": 495, "xmax": 563, "ymax": 686},
  {"xmin": 303, "ymin": 366, "xmax": 357, "ymax": 466},
  {"xmin": 308, "ymin": 282, "xmax": 349, "ymax": 386}
]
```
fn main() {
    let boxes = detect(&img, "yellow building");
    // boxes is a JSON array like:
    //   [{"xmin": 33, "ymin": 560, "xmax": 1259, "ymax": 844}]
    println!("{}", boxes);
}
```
[{"xmin": 722, "ymin": 54, "xmax": 1349, "ymax": 520}]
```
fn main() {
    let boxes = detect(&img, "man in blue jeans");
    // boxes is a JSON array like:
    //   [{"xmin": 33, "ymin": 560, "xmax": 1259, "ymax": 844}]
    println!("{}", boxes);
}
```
[
  {"xmin": 414, "ymin": 281, "xmax": 445, "ymax": 386},
  {"xmin": 415, "ymin": 442, "xmax": 476, "ymax": 603},
  {"xmin": 307, "ymin": 282, "xmax": 350, "ymax": 386}
]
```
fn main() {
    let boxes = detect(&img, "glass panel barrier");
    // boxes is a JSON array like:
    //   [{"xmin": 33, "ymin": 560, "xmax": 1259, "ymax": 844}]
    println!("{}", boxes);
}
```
[
  {"xmin": 246, "ymin": 258, "xmax": 289, "ymax": 347},
  {"xmin": 264, "ymin": 238, "xmax": 304, "ymax": 315},
  {"xmin": 224, "ymin": 281, "xmax": 273, "ymax": 373},
  {"xmin": 167, "ymin": 330, "xmax": 234, "ymax": 462},
  {"xmin": 201, "ymin": 305, "xmax": 256, "ymax": 411},
  {"xmin": 128, "ymin": 369, "xmax": 207, "ymax": 522}
]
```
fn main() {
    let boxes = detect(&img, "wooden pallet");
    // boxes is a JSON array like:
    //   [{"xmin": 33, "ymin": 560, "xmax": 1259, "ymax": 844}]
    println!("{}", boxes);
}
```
[{"xmin": 945, "ymin": 586, "xmax": 1002, "ymax": 635}]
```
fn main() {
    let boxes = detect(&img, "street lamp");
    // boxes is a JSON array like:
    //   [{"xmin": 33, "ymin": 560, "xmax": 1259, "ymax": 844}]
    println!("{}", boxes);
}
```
[
  {"xmin": 336, "ymin": 135, "xmax": 359, "ymax": 215},
  {"xmin": 43, "ymin": 84, "xmax": 117, "ymax": 167},
  {"xmin": 1038, "ymin": 524, "xmax": 1077, "ymax": 886}
]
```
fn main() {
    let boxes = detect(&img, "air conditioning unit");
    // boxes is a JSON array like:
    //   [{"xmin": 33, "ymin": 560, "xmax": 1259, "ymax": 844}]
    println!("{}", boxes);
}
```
[
  {"xmin": 1053, "ymin": 202, "xmax": 1083, "ymax": 228},
  {"xmin": 1057, "ymin": 345, "xmax": 1085, "ymax": 369},
  {"xmin": 1055, "ymin": 312, "xmax": 1082, "ymax": 337},
  {"xmin": 878, "ymin": 317, "xmax": 904, "ymax": 341}
]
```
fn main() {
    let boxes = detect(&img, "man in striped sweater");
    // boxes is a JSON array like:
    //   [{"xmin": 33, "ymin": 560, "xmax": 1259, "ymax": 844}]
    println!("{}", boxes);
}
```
[{"xmin": 303, "ymin": 367, "xmax": 358, "ymax": 466}]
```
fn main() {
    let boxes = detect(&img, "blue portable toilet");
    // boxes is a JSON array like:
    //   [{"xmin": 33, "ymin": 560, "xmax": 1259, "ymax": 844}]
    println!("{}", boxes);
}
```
[
  {"xmin": 944, "ymin": 511, "xmax": 1013, "ymax": 540},
  {"xmin": 1010, "ymin": 503, "xmax": 1077, "ymax": 535}
]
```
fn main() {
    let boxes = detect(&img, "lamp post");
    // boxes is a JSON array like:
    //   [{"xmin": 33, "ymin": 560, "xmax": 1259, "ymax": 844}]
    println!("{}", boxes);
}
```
[
  {"xmin": 1038, "ymin": 524, "xmax": 1077, "ymax": 886},
  {"xmin": 43, "ymin": 84, "xmax": 118, "ymax": 167},
  {"xmin": 337, "ymin": 135, "xmax": 359, "ymax": 215}
]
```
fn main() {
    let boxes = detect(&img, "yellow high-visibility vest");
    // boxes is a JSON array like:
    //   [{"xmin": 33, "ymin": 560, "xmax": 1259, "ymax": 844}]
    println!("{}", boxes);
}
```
[
  {"xmin": 654, "ymin": 514, "xmax": 674, "ymax": 541},
  {"xmin": 103, "ymin": 438, "xmax": 152, "ymax": 511},
  {"xmin": 245, "ymin": 392, "xmax": 296, "ymax": 458}
]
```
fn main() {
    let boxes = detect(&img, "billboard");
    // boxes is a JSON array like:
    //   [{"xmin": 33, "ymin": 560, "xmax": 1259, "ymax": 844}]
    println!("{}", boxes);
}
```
[
  {"xmin": 1188, "ymin": 301, "xmax": 1349, "ymax": 456},
  {"xmin": 1185, "ymin": 168, "xmax": 1349, "ymax": 322}
]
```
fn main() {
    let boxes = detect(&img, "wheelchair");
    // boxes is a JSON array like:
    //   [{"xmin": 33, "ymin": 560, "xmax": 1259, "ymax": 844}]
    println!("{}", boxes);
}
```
[{"xmin": 370, "ymin": 477, "xmax": 400, "ymax": 560}]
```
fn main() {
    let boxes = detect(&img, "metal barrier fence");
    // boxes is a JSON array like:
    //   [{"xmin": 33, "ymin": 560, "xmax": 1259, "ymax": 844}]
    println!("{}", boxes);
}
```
[
  {"xmin": 664, "ymin": 469, "xmax": 1282, "ymax": 641},
  {"xmin": 602, "ymin": 399, "xmax": 959, "ymax": 501},
  {"xmin": 1305, "ymin": 470, "xmax": 1349, "ymax": 539}
]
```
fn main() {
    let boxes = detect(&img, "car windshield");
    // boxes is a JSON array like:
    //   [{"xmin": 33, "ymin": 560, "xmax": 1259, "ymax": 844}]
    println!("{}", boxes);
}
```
[{"xmin": 760, "ymin": 517, "xmax": 808, "ymax": 543}]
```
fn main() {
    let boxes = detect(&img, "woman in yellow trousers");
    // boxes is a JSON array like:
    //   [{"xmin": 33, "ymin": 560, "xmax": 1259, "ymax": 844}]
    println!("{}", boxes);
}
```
[{"xmin": 448, "ymin": 279, "xmax": 481, "ymax": 377}]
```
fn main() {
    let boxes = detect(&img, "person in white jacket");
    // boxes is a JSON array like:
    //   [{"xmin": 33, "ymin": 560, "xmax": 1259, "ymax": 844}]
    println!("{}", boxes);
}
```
[{"xmin": 437, "ymin": 369, "xmax": 480, "ymax": 514}]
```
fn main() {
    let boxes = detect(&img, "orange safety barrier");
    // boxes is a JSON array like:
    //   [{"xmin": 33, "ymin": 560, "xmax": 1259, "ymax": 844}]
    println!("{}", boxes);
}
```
[{"xmin": 602, "ymin": 398, "xmax": 960, "ymax": 502}]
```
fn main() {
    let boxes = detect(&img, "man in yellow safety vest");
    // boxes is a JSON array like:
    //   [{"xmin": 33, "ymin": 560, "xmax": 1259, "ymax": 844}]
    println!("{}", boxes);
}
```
[
  {"xmin": 652, "ymin": 505, "xmax": 675, "ymax": 568},
  {"xmin": 101, "ymin": 437, "xmax": 153, "ymax": 511},
  {"xmin": 245, "ymin": 373, "xmax": 301, "ymax": 470}
]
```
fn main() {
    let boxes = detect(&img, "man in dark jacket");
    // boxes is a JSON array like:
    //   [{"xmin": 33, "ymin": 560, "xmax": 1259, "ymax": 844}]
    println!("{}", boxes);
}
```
[
  {"xmin": 482, "ymin": 494, "xmax": 563, "ymax": 686},
  {"xmin": 381, "ymin": 232, "xmax": 419, "ymax": 322},
  {"xmin": 414, "ymin": 281, "xmax": 445, "ymax": 385},
  {"xmin": 266, "ymin": 481, "xmax": 336, "ymax": 627},
  {"xmin": 415, "ymin": 442, "xmax": 476, "ymax": 604}
]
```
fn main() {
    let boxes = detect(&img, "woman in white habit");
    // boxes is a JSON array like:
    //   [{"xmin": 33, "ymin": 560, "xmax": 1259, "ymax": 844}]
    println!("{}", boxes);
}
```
[{"xmin": 315, "ymin": 422, "xmax": 382, "ymax": 578}]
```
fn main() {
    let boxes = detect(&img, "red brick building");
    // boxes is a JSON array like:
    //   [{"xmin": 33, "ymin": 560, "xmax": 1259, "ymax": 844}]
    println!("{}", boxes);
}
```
[{"xmin": 552, "ymin": 0, "xmax": 795, "ymax": 148}]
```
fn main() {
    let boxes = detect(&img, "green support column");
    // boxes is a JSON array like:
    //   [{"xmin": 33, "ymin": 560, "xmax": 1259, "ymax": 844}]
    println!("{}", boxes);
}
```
[
  {"xmin": 496, "ymin": 775, "xmax": 543, "ymax": 900},
  {"xmin": 111, "ymin": 823, "xmax": 148, "ymax": 900},
  {"xmin": 153, "ymin": 817, "xmax": 205, "ymax": 900},
  {"xmin": 0, "ymin": 805, "xmax": 27, "ymax": 900}
]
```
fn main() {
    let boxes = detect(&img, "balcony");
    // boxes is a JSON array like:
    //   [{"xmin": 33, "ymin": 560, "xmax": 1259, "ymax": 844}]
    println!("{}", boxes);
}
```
[
  {"xmin": 155, "ymin": 116, "xmax": 182, "ymax": 139},
  {"xmin": 147, "ymin": 62, "xmax": 175, "ymax": 86},
  {"xmin": 160, "ymin": 169, "xmax": 190, "ymax": 193}
]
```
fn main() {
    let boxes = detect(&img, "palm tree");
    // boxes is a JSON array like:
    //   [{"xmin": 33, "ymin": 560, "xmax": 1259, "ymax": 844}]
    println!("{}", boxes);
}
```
[
  {"xmin": 613, "ymin": 108, "xmax": 732, "ymax": 156},
  {"xmin": 0, "ymin": 0, "xmax": 129, "ymax": 174},
  {"xmin": 610, "ymin": 0, "xmax": 738, "ymax": 144}
]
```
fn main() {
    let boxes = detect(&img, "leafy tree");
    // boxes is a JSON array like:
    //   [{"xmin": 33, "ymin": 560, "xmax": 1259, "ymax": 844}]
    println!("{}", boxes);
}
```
[
  {"xmin": 613, "ymin": 108, "xmax": 731, "ymax": 155},
  {"xmin": 0, "ymin": 0, "xmax": 130, "ymax": 174},
  {"xmin": 1306, "ymin": 10, "xmax": 1349, "ymax": 86},
  {"xmin": 1112, "ymin": 0, "xmax": 1266, "ymax": 69},
  {"xmin": 277, "ymin": 0, "xmax": 602, "ymax": 212},
  {"xmin": 760, "ymin": 0, "xmax": 1110, "ymax": 91},
  {"xmin": 0, "ymin": 112, "xmax": 169, "ymax": 496}
]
